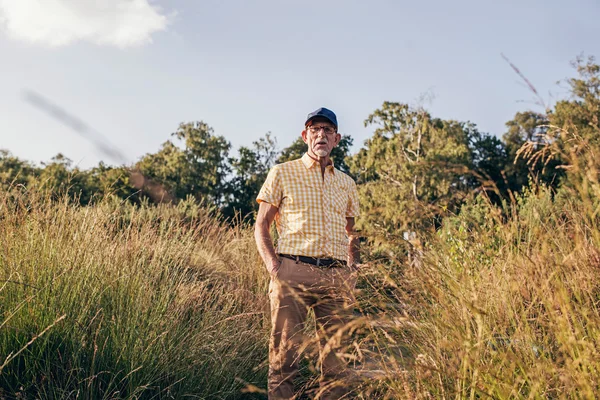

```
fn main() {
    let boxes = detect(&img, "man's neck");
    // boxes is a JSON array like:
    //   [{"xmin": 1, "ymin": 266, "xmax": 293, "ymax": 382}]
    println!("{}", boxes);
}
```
[{"xmin": 306, "ymin": 151, "xmax": 331, "ymax": 176}]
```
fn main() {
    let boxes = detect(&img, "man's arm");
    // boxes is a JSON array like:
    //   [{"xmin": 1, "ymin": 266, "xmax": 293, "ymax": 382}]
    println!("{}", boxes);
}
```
[
  {"xmin": 255, "ymin": 202, "xmax": 280, "ymax": 275},
  {"xmin": 346, "ymin": 217, "xmax": 361, "ymax": 268}
]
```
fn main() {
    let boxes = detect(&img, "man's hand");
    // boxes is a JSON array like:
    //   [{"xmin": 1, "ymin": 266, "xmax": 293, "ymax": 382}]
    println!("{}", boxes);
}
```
[
  {"xmin": 346, "ymin": 217, "xmax": 361, "ymax": 269},
  {"xmin": 268, "ymin": 258, "xmax": 281, "ymax": 276}
]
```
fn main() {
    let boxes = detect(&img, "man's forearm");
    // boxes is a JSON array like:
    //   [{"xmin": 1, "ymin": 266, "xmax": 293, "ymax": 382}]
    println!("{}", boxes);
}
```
[{"xmin": 255, "ymin": 225, "xmax": 279, "ymax": 268}]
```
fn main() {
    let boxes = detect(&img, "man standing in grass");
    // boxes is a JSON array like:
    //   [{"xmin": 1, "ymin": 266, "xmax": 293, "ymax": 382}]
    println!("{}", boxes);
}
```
[{"xmin": 255, "ymin": 107, "xmax": 361, "ymax": 399}]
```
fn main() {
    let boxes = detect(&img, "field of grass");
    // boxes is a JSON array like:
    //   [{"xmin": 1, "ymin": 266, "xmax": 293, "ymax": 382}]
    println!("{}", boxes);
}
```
[
  {"xmin": 369, "ymin": 187, "xmax": 600, "ymax": 398},
  {"xmin": 0, "ymin": 192, "xmax": 270, "ymax": 398},
  {"xmin": 2, "ymin": 180, "xmax": 600, "ymax": 398}
]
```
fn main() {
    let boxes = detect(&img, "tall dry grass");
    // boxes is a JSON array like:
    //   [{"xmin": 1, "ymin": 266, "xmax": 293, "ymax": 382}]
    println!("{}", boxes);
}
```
[
  {"xmin": 3, "ymin": 184, "xmax": 600, "ymax": 399},
  {"xmin": 353, "ymin": 188, "xmax": 600, "ymax": 398},
  {"xmin": 3, "ymin": 122, "xmax": 600, "ymax": 398},
  {"xmin": 0, "ymin": 190, "xmax": 270, "ymax": 399}
]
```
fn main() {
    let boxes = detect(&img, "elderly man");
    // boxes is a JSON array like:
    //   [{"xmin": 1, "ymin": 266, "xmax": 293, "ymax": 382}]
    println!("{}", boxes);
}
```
[{"xmin": 255, "ymin": 107, "xmax": 361, "ymax": 399}]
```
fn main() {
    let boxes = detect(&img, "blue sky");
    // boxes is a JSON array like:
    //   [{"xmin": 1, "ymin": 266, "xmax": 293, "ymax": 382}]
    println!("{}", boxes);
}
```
[{"xmin": 1, "ymin": 0, "xmax": 598, "ymax": 168}]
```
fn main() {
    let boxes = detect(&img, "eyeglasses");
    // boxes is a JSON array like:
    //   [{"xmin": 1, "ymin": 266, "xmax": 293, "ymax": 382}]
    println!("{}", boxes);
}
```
[{"xmin": 307, "ymin": 125, "xmax": 337, "ymax": 135}]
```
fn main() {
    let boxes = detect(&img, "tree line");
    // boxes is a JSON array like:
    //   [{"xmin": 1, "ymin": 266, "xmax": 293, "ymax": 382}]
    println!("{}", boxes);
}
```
[{"xmin": 2, "ymin": 56, "xmax": 598, "ymax": 244}]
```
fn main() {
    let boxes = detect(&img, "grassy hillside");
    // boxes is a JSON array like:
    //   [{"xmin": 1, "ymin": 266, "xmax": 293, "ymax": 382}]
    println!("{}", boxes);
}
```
[{"xmin": 1, "ymin": 182, "xmax": 600, "ymax": 398}]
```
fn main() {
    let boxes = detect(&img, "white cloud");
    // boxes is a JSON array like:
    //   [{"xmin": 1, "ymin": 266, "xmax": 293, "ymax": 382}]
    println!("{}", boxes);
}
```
[{"xmin": 0, "ymin": 0, "xmax": 169, "ymax": 48}]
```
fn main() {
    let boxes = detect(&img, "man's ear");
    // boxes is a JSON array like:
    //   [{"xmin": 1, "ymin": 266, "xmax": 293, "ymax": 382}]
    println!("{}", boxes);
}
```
[
  {"xmin": 301, "ymin": 129, "xmax": 309, "ymax": 144},
  {"xmin": 334, "ymin": 133, "xmax": 341, "ymax": 146}
]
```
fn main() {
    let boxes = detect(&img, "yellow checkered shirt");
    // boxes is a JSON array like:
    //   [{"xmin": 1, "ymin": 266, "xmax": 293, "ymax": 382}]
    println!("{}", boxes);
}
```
[{"xmin": 257, "ymin": 153, "xmax": 360, "ymax": 261}]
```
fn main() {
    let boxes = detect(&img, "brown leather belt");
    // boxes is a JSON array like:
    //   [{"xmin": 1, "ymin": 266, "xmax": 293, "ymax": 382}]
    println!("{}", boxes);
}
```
[{"xmin": 278, "ymin": 254, "xmax": 347, "ymax": 268}]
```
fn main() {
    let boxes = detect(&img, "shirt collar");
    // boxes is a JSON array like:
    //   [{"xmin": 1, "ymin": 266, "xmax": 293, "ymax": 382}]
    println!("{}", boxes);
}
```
[{"xmin": 301, "ymin": 153, "xmax": 335, "ymax": 174}]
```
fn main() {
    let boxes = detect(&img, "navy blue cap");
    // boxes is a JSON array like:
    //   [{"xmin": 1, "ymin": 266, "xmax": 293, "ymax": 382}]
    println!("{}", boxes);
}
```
[{"xmin": 305, "ymin": 107, "xmax": 338, "ymax": 128}]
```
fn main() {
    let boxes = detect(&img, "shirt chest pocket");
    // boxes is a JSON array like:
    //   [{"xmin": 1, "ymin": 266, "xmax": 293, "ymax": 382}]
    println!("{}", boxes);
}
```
[
  {"xmin": 283, "ymin": 181, "xmax": 311, "ymax": 211},
  {"xmin": 330, "ymin": 183, "xmax": 347, "ymax": 216}
]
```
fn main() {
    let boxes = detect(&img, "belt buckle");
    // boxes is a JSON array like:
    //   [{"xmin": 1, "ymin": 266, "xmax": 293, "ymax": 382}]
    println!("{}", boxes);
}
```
[
  {"xmin": 316, "ymin": 258, "xmax": 333, "ymax": 268},
  {"xmin": 318, "ymin": 258, "xmax": 330, "ymax": 268}
]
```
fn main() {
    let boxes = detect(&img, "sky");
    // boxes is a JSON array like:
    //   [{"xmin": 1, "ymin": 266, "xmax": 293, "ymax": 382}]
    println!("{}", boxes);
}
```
[{"xmin": 0, "ymin": 0, "xmax": 599, "ymax": 169}]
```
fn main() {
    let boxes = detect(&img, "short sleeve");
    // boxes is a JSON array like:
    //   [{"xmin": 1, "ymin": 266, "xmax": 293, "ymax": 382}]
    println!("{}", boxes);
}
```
[
  {"xmin": 346, "ymin": 179, "xmax": 360, "ymax": 217},
  {"xmin": 257, "ymin": 165, "xmax": 283, "ymax": 208}
]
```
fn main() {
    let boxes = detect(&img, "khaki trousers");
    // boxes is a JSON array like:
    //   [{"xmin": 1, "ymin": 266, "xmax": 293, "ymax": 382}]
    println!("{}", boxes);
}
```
[{"xmin": 268, "ymin": 257, "xmax": 357, "ymax": 399}]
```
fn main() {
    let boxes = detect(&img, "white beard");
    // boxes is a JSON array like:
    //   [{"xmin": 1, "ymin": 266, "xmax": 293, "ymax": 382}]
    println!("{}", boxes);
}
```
[{"xmin": 314, "ymin": 148, "xmax": 328, "ymax": 157}]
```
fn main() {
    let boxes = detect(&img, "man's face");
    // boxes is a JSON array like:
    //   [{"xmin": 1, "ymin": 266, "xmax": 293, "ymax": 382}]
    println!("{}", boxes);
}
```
[{"xmin": 302, "ymin": 118, "xmax": 341, "ymax": 158}]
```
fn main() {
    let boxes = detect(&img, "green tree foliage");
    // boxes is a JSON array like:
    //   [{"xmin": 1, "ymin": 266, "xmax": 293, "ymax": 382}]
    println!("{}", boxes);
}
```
[
  {"xmin": 554, "ymin": 55, "xmax": 600, "ymax": 142},
  {"xmin": 0, "ymin": 149, "xmax": 37, "ymax": 189},
  {"xmin": 277, "ymin": 134, "xmax": 354, "ymax": 175},
  {"xmin": 136, "ymin": 121, "xmax": 231, "ymax": 205},
  {"xmin": 497, "ymin": 56, "xmax": 599, "ymax": 202},
  {"xmin": 34, "ymin": 154, "xmax": 94, "ymax": 203},
  {"xmin": 223, "ymin": 133, "xmax": 278, "ymax": 220},
  {"xmin": 86, "ymin": 162, "xmax": 139, "ymax": 202},
  {"xmin": 468, "ymin": 129, "xmax": 509, "ymax": 199},
  {"xmin": 347, "ymin": 102, "xmax": 479, "ymax": 246},
  {"xmin": 551, "ymin": 56, "xmax": 600, "ymax": 155},
  {"xmin": 538, "ymin": 56, "xmax": 600, "ymax": 197},
  {"xmin": 502, "ymin": 111, "xmax": 562, "ymax": 192}
]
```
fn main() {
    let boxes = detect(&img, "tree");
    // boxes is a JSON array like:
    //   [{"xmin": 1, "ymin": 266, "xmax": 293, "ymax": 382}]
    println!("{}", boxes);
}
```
[
  {"xmin": 540, "ymin": 56, "xmax": 600, "ymax": 195},
  {"xmin": 136, "ymin": 121, "xmax": 231, "ymax": 205},
  {"xmin": 223, "ymin": 133, "xmax": 278, "ymax": 220},
  {"xmin": 500, "ymin": 56, "xmax": 600, "ymax": 199},
  {"xmin": 33, "ymin": 154, "xmax": 93, "ymax": 203},
  {"xmin": 347, "ymin": 102, "xmax": 474, "ymax": 248},
  {"xmin": 502, "ymin": 111, "xmax": 561, "ymax": 192},
  {"xmin": 86, "ymin": 162, "xmax": 139, "ymax": 202},
  {"xmin": 468, "ymin": 129, "xmax": 510, "ymax": 202},
  {"xmin": 0, "ymin": 150, "xmax": 38, "ymax": 190}
]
